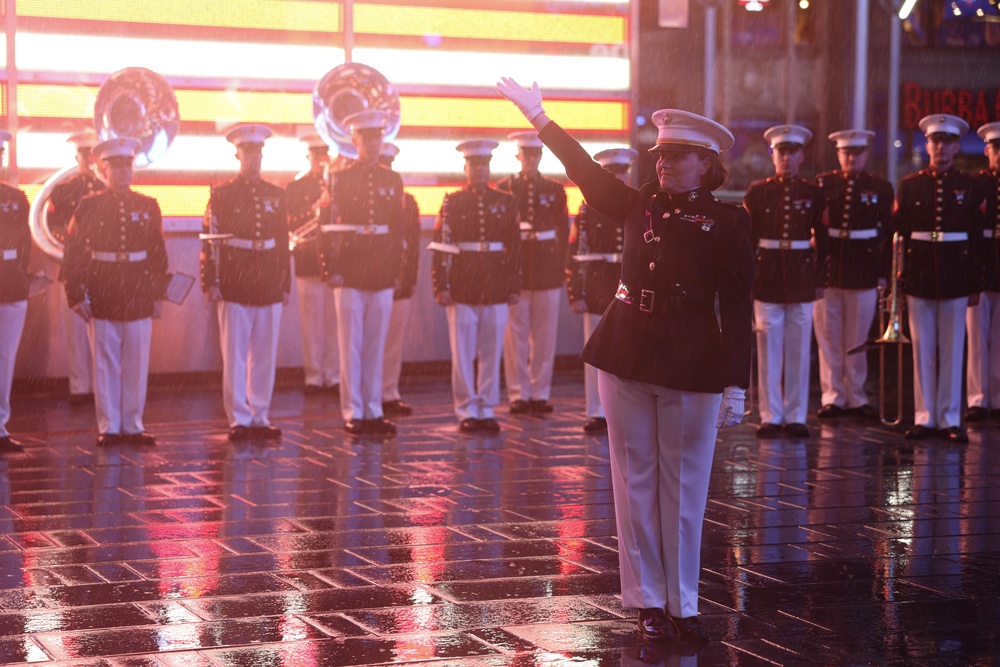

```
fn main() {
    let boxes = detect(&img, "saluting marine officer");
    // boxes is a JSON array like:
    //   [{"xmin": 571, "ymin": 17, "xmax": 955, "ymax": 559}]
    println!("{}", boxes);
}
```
[
  {"xmin": 319, "ymin": 110, "xmax": 404, "ymax": 436},
  {"xmin": 965, "ymin": 122, "xmax": 1000, "ymax": 422},
  {"xmin": 566, "ymin": 147, "xmax": 635, "ymax": 433},
  {"xmin": 894, "ymin": 114, "xmax": 986, "ymax": 443},
  {"xmin": 49, "ymin": 130, "xmax": 105, "ymax": 406},
  {"xmin": 814, "ymin": 130, "xmax": 893, "ymax": 420},
  {"xmin": 744, "ymin": 124, "xmax": 828, "ymax": 439},
  {"xmin": 498, "ymin": 131, "xmax": 568, "ymax": 414},
  {"xmin": 62, "ymin": 137, "xmax": 169, "ymax": 447},
  {"xmin": 0, "ymin": 130, "xmax": 31, "ymax": 452},
  {"xmin": 431, "ymin": 139, "xmax": 521, "ymax": 433},
  {"xmin": 378, "ymin": 143, "xmax": 420, "ymax": 418},
  {"xmin": 286, "ymin": 133, "xmax": 339, "ymax": 397},
  {"xmin": 202, "ymin": 125, "xmax": 290, "ymax": 442}
]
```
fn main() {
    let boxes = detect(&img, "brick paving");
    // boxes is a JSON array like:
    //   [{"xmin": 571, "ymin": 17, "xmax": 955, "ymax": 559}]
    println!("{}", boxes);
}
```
[{"xmin": 1, "ymin": 373, "xmax": 998, "ymax": 665}]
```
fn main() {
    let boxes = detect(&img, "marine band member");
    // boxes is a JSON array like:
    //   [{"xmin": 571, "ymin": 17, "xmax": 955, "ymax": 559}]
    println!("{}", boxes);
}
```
[
  {"xmin": 814, "ymin": 130, "xmax": 893, "ymax": 420},
  {"xmin": 498, "ymin": 131, "xmax": 569, "ymax": 415},
  {"xmin": 202, "ymin": 124, "xmax": 290, "ymax": 442},
  {"xmin": 62, "ymin": 137, "xmax": 169, "ymax": 447},
  {"xmin": 566, "ymin": 147, "xmax": 634, "ymax": 433},
  {"xmin": 431, "ymin": 139, "xmax": 521, "ymax": 433},
  {"xmin": 49, "ymin": 130, "xmax": 105, "ymax": 406},
  {"xmin": 319, "ymin": 110, "xmax": 404, "ymax": 436},
  {"xmin": 379, "ymin": 143, "xmax": 420, "ymax": 418},
  {"xmin": 744, "ymin": 124, "xmax": 828, "ymax": 439},
  {"xmin": 894, "ymin": 114, "xmax": 986, "ymax": 444},
  {"xmin": 0, "ymin": 130, "xmax": 30, "ymax": 452},
  {"xmin": 965, "ymin": 122, "xmax": 1000, "ymax": 422},
  {"xmin": 287, "ymin": 133, "xmax": 339, "ymax": 397}
]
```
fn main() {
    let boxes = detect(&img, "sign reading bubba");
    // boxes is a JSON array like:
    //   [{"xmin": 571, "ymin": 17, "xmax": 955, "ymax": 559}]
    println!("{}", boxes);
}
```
[{"xmin": 902, "ymin": 83, "xmax": 1000, "ymax": 130}]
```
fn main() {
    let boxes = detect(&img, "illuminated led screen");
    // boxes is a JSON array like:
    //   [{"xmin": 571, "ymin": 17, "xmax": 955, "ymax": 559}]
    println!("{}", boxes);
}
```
[{"xmin": 6, "ymin": 0, "xmax": 632, "ymax": 218}]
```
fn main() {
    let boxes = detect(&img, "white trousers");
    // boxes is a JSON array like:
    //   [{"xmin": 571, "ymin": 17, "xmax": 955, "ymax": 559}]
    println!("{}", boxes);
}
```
[
  {"xmin": 599, "ymin": 371, "xmax": 721, "ymax": 618},
  {"xmin": 583, "ymin": 312, "xmax": 604, "ymax": 418},
  {"xmin": 63, "ymin": 295, "xmax": 93, "ymax": 394},
  {"xmin": 966, "ymin": 291, "xmax": 1000, "ymax": 409},
  {"xmin": 382, "ymin": 297, "xmax": 412, "ymax": 402},
  {"xmin": 908, "ymin": 295, "xmax": 966, "ymax": 428},
  {"xmin": 295, "ymin": 276, "xmax": 339, "ymax": 388},
  {"xmin": 813, "ymin": 287, "xmax": 877, "ymax": 409},
  {"xmin": 446, "ymin": 303, "xmax": 508, "ymax": 421},
  {"xmin": 754, "ymin": 301, "xmax": 814, "ymax": 425},
  {"xmin": 90, "ymin": 317, "xmax": 152, "ymax": 435},
  {"xmin": 504, "ymin": 288, "xmax": 561, "ymax": 402},
  {"xmin": 335, "ymin": 287, "xmax": 393, "ymax": 422},
  {"xmin": 0, "ymin": 301, "xmax": 27, "ymax": 437},
  {"xmin": 217, "ymin": 301, "xmax": 282, "ymax": 428}
]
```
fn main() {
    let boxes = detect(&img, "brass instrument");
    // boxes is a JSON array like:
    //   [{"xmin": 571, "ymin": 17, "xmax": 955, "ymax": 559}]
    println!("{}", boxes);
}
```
[
  {"xmin": 29, "ymin": 67, "xmax": 179, "ymax": 260},
  {"xmin": 848, "ymin": 232, "xmax": 910, "ymax": 425},
  {"xmin": 290, "ymin": 62, "xmax": 400, "ymax": 251}
]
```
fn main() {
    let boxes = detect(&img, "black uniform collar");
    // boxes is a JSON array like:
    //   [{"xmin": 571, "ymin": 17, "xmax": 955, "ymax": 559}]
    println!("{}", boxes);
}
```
[
  {"xmin": 925, "ymin": 166, "xmax": 956, "ymax": 180},
  {"xmin": 655, "ymin": 186, "xmax": 711, "ymax": 208}
]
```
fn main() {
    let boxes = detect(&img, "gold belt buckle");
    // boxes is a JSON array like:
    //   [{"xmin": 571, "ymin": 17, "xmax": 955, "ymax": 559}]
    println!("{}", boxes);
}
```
[
  {"xmin": 779, "ymin": 239, "xmax": 792, "ymax": 250},
  {"xmin": 116, "ymin": 251, "xmax": 129, "ymax": 262},
  {"xmin": 837, "ymin": 229, "xmax": 850, "ymax": 239},
  {"xmin": 478, "ymin": 242, "xmax": 489, "ymax": 251},
  {"xmin": 930, "ymin": 230, "xmax": 940, "ymax": 242},
  {"xmin": 639, "ymin": 289, "xmax": 655, "ymax": 313},
  {"xmin": 252, "ymin": 239, "xmax": 264, "ymax": 250}
]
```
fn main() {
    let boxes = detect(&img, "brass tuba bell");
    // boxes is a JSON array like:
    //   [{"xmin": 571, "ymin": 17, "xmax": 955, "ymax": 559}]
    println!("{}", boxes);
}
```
[
  {"xmin": 312, "ymin": 62, "xmax": 400, "ymax": 160},
  {"xmin": 29, "ymin": 67, "xmax": 179, "ymax": 260}
]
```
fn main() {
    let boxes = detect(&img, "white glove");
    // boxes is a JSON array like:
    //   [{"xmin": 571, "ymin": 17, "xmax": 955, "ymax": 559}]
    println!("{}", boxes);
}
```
[
  {"xmin": 496, "ymin": 77, "xmax": 546, "ymax": 122},
  {"xmin": 716, "ymin": 386, "xmax": 746, "ymax": 429}
]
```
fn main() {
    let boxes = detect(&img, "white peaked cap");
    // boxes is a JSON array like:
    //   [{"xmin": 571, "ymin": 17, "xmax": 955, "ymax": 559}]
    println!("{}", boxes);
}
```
[
  {"xmin": 457, "ymin": 139, "xmax": 500, "ymax": 159},
  {"xmin": 226, "ymin": 124, "xmax": 274, "ymax": 146},
  {"xmin": 594, "ymin": 147, "xmax": 638, "ymax": 167},
  {"xmin": 976, "ymin": 122, "xmax": 1000, "ymax": 143},
  {"xmin": 918, "ymin": 114, "xmax": 969, "ymax": 138},
  {"xmin": 764, "ymin": 124, "xmax": 813, "ymax": 148},
  {"xmin": 828, "ymin": 129, "xmax": 875, "ymax": 149},
  {"xmin": 650, "ymin": 110, "xmax": 734, "ymax": 154},
  {"xmin": 94, "ymin": 137, "xmax": 141, "ymax": 160},
  {"xmin": 508, "ymin": 131, "xmax": 544, "ymax": 149},
  {"xmin": 345, "ymin": 110, "xmax": 389, "ymax": 134}
]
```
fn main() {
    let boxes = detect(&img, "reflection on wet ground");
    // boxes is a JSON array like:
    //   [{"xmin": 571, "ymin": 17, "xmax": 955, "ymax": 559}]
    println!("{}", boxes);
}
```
[{"xmin": 2, "ymin": 373, "xmax": 999, "ymax": 665}]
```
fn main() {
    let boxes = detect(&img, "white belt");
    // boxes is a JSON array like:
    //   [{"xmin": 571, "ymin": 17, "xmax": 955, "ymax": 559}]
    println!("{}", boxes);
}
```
[
  {"xmin": 984, "ymin": 229, "xmax": 998, "ymax": 239},
  {"xmin": 225, "ymin": 238, "xmax": 277, "ymax": 251},
  {"xmin": 759, "ymin": 239, "xmax": 811, "ymax": 250},
  {"xmin": 828, "ymin": 228, "xmax": 878, "ymax": 240},
  {"xmin": 521, "ymin": 229, "xmax": 557, "ymax": 242},
  {"xmin": 573, "ymin": 253, "xmax": 622, "ymax": 263},
  {"xmin": 0, "ymin": 249, "xmax": 17, "ymax": 261},
  {"xmin": 456, "ymin": 241, "xmax": 504, "ymax": 252},
  {"xmin": 910, "ymin": 231, "xmax": 968, "ymax": 242},
  {"xmin": 321, "ymin": 223, "xmax": 389, "ymax": 235},
  {"xmin": 91, "ymin": 250, "xmax": 148, "ymax": 262}
]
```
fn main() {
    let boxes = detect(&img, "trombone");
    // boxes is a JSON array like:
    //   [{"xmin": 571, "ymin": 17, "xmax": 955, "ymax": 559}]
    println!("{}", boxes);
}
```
[
  {"xmin": 288, "ymin": 161, "xmax": 329, "ymax": 251},
  {"xmin": 848, "ymin": 232, "xmax": 910, "ymax": 425}
]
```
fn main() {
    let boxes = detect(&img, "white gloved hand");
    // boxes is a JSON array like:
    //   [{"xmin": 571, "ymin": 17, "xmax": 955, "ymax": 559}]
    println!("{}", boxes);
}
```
[
  {"xmin": 496, "ymin": 77, "xmax": 546, "ymax": 122},
  {"xmin": 716, "ymin": 386, "xmax": 746, "ymax": 429}
]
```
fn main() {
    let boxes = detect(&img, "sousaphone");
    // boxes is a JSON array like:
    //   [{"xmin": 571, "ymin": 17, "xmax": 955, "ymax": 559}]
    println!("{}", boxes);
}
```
[
  {"xmin": 312, "ymin": 62, "xmax": 400, "ymax": 160},
  {"xmin": 29, "ymin": 67, "xmax": 180, "ymax": 260}
]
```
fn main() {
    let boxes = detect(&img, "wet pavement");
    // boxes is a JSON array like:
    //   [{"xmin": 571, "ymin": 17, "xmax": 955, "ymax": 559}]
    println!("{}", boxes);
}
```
[{"xmin": 2, "ymin": 372, "xmax": 999, "ymax": 665}]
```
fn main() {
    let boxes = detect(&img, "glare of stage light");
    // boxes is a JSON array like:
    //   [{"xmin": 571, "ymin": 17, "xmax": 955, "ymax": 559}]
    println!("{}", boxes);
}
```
[
  {"xmin": 799, "ymin": 0, "xmax": 810, "ymax": 8},
  {"xmin": 898, "ymin": 0, "xmax": 919, "ymax": 20}
]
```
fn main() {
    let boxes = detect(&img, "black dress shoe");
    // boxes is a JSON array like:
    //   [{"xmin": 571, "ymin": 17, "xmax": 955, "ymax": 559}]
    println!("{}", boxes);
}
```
[
  {"xmin": 941, "ymin": 426, "xmax": 969, "ymax": 443},
  {"xmin": 96, "ymin": 433, "xmax": 121, "ymax": 447},
  {"xmin": 756, "ymin": 423, "xmax": 783, "ymax": 438},
  {"xmin": 637, "ymin": 608, "xmax": 678, "ymax": 643},
  {"xmin": 369, "ymin": 417, "xmax": 397, "ymax": 435},
  {"xmin": 303, "ymin": 384, "xmax": 323, "ymax": 396},
  {"xmin": 904, "ymin": 424, "xmax": 932, "ymax": 440},
  {"xmin": 816, "ymin": 404, "xmax": 845, "ymax": 419},
  {"xmin": 459, "ymin": 418, "xmax": 480, "ymax": 433},
  {"xmin": 344, "ymin": 419, "xmax": 366, "ymax": 435},
  {"xmin": 324, "ymin": 384, "xmax": 340, "ymax": 397},
  {"xmin": 670, "ymin": 615, "xmax": 709, "ymax": 643},
  {"xmin": 479, "ymin": 417, "xmax": 501, "ymax": 432},
  {"xmin": 228, "ymin": 425, "xmax": 252, "ymax": 442},
  {"xmin": 0, "ymin": 436, "xmax": 24, "ymax": 452},
  {"xmin": 583, "ymin": 417, "xmax": 608, "ymax": 433},
  {"xmin": 529, "ymin": 399, "xmax": 554, "ymax": 414},
  {"xmin": 509, "ymin": 400, "xmax": 532, "ymax": 414},
  {"xmin": 382, "ymin": 399, "xmax": 413, "ymax": 417},
  {"xmin": 125, "ymin": 432, "xmax": 157, "ymax": 446},
  {"xmin": 69, "ymin": 392, "xmax": 94, "ymax": 406},
  {"xmin": 964, "ymin": 406, "xmax": 989, "ymax": 422},
  {"xmin": 849, "ymin": 404, "xmax": 879, "ymax": 420},
  {"xmin": 784, "ymin": 423, "xmax": 810, "ymax": 438},
  {"xmin": 251, "ymin": 425, "xmax": 282, "ymax": 441}
]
